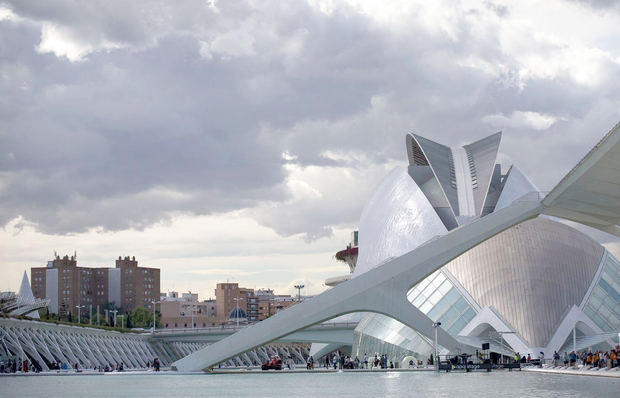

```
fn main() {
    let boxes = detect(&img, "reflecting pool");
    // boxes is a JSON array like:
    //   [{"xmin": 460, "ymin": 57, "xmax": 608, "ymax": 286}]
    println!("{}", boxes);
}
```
[{"xmin": 1, "ymin": 371, "xmax": 618, "ymax": 397}]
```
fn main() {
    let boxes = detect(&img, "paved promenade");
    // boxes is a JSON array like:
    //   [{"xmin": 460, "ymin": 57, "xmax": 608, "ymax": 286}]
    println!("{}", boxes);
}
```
[{"xmin": 524, "ymin": 366, "xmax": 620, "ymax": 378}]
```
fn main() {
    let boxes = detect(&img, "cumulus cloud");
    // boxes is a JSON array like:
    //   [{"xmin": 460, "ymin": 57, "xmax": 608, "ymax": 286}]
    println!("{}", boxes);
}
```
[
  {"xmin": 482, "ymin": 111, "xmax": 560, "ymax": 131},
  {"xmin": 0, "ymin": 0, "xmax": 619, "ymax": 242},
  {"xmin": 566, "ymin": 0, "xmax": 620, "ymax": 11}
]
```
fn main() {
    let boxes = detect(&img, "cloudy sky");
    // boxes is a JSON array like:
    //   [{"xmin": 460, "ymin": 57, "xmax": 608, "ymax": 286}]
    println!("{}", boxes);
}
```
[{"xmin": 1, "ymin": 0, "xmax": 619, "ymax": 299}]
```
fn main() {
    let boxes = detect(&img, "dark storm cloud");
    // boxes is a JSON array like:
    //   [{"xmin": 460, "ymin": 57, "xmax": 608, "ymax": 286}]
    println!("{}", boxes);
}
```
[
  {"xmin": 0, "ymin": 0, "xmax": 388, "ymax": 235},
  {"xmin": 1, "ymin": 0, "xmax": 619, "ymax": 239}
]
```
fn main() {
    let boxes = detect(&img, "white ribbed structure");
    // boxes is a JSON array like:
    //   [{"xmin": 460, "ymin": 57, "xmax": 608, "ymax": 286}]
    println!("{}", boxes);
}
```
[{"xmin": 0, "ymin": 318, "xmax": 314, "ymax": 370}]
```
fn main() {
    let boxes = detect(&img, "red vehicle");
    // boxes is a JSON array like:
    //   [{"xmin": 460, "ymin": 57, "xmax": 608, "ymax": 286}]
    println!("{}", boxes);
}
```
[{"xmin": 261, "ymin": 356, "xmax": 283, "ymax": 370}]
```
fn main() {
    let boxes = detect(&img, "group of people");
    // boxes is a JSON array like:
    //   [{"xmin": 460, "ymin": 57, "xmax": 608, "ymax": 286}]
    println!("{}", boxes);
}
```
[
  {"xmin": 511, "ymin": 347, "xmax": 620, "ymax": 370},
  {"xmin": 285, "ymin": 351, "xmax": 399, "ymax": 371},
  {"xmin": 0, "ymin": 358, "xmax": 43, "ymax": 373},
  {"xmin": 367, "ymin": 353, "xmax": 394, "ymax": 369},
  {"xmin": 318, "ymin": 352, "xmax": 394, "ymax": 370},
  {"xmin": 329, "ymin": 351, "xmax": 358, "ymax": 369},
  {"xmin": 93, "ymin": 363, "xmax": 124, "ymax": 372},
  {"xmin": 513, "ymin": 352, "xmax": 537, "ymax": 365},
  {"xmin": 554, "ymin": 349, "xmax": 619, "ymax": 369},
  {"xmin": 1, "ymin": 357, "xmax": 163, "ymax": 373}
]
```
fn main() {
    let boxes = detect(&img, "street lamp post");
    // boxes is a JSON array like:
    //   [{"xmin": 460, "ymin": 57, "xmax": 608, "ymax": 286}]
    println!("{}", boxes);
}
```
[
  {"xmin": 111, "ymin": 310, "xmax": 118, "ymax": 327},
  {"xmin": 188, "ymin": 291, "xmax": 195, "ymax": 329},
  {"xmin": 433, "ymin": 321, "xmax": 441, "ymax": 371},
  {"xmin": 151, "ymin": 300, "xmax": 160, "ymax": 334},
  {"xmin": 294, "ymin": 284, "xmax": 305, "ymax": 302},
  {"xmin": 75, "ymin": 305, "xmax": 86, "ymax": 324},
  {"xmin": 89, "ymin": 304, "xmax": 92, "ymax": 325},
  {"xmin": 191, "ymin": 305, "xmax": 194, "ymax": 329},
  {"xmin": 233, "ymin": 296, "xmax": 242, "ymax": 328}
]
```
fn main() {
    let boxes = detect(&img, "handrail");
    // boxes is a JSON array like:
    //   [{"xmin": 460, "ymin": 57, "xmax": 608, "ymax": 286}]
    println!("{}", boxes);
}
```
[{"xmin": 153, "ymin": 321, "xmax": 359, "ymax": 335}]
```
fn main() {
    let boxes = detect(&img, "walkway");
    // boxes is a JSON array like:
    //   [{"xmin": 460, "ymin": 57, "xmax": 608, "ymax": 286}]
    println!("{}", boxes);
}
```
[{"xmin": 524, "ymin": 366, "xmax": 620, "ymax": 378}]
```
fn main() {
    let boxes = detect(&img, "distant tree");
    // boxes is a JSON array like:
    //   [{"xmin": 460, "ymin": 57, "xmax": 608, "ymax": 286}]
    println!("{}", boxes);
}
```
[
  {"xmin": 128, "ymin": 306, "xmax": 151, "ymax": 328},
  {"xmin": 67, "ymin": 312, "xmax": 72, "ymax": 323}
]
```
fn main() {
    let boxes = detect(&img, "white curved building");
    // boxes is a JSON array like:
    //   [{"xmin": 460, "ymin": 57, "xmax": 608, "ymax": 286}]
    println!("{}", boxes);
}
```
[
  {"xmin": 171, "ymin": 123, "xmax": 620, "ymax": 372},
  {"xmin": 352, "ymin": 132, "xmax": 619, "ymax": 362}
]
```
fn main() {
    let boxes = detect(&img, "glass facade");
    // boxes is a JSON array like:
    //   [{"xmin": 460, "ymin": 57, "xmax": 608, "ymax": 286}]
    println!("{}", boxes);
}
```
[
  {"xmin": 583, "ymin": 253, "xmax": 620, "ymax": 333},
  {"xmin": 353, "ymin": 269, "xmax": 477, "ymax": 361},
  {"xmin": 406, "ymin": 270, "xmax": 476, "ymax": 335},
  {"xmin": 352, "ymin": 315, "xmax": 434, "ymax": 362}
]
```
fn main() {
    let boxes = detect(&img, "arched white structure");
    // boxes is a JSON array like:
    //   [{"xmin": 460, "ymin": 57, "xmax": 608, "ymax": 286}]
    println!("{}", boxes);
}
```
[
  {"xmin": 173, "ymin": 198, "xmax": 543, "ymax": 371},
  {"xmin": 172, "ymin": 122, "xmax": 620, "ymax": 372}
]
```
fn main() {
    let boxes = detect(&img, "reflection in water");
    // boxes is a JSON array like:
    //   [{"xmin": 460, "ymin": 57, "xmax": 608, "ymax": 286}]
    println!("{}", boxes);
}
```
[{"xmin": 0, "ymin": 372, "xmax": 616, "ymax": 398}]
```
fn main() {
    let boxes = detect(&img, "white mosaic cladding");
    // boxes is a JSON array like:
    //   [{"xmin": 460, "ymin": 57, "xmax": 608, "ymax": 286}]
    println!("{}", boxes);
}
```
[
  {"xmin": 445, "ymin": 217, "xmax": 604, "ymax": 347},
  {"xmin": 353, "ymin": 167, "xmax": 447, "ymax": 277}
]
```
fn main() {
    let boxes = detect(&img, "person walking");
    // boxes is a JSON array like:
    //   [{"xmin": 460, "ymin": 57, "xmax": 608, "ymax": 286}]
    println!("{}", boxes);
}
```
[
  {"xmin": 569, "ymin": 351, "xmax": 577, "ymax": 368},
  {"xmin": 286, "ymin": 356, "xmax": 295, "ymax": 370}
]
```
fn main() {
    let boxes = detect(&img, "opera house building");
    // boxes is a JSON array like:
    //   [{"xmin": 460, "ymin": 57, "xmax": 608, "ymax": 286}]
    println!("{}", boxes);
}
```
[
  {"xmin": 173, "ymin": 124, "xmax": 620, "ymax": 372},
  {"xmin": 349, "ymin": 132, "xmax": 619, "ymax": 362}
]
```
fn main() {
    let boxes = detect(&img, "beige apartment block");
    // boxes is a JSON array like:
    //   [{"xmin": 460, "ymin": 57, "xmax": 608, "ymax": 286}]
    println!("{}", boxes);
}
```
[
  {"xmin": 160, "ymin": 292, "xmax": 217, "ymax": 329},
  {"xmin": 31, "ymin": 254, "xmax": 160, "ymax": 318},
  {"xmin": 214, "ymin": 283, "xmax": 257, "ymax": 323}
]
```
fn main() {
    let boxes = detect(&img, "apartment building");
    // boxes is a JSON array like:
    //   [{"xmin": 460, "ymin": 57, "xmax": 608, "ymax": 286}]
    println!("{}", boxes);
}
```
[
  {"xmin": 214, "ymin": 283, "xmax": 258, "ymax": 323},
  {"xmin": 159, "ymin": 291, "xmax": 217, "ymax": 329},
  {"xmin": 31, "ymin": 254, "xmax": 160, "ymax": 317}
]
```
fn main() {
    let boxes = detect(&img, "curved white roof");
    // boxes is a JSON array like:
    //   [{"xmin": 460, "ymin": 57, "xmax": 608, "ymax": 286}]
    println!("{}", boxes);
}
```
[
  {"xmin": 543, "ymin": 121, "xmax": 620, "ymax": 237},
  {"xmin": 446, "ymin": 217, "xmax": 604, "ymax": 347},
  {"xmin": 353, "ymin": 167, "xmax": 447, "ymax": 277},
  {"xmin": 406, "ymin": 132, "xmax": 502, "ymax": 224},
  {"xmin": 494, "ymin": 165, "xmax": 538, "ymax": 211}
]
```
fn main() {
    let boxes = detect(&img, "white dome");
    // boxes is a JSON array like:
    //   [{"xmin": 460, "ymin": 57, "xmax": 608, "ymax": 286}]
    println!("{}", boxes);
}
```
[{"xmin": 353, "ymin": 167, "xmax": 447, "ymax": 277}]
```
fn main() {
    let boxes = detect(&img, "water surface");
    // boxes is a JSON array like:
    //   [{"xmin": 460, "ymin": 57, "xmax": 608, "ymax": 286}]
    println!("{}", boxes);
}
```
[{"xmin": 1, "ymin": 371, "xmax": 617, "ymax": 397}]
